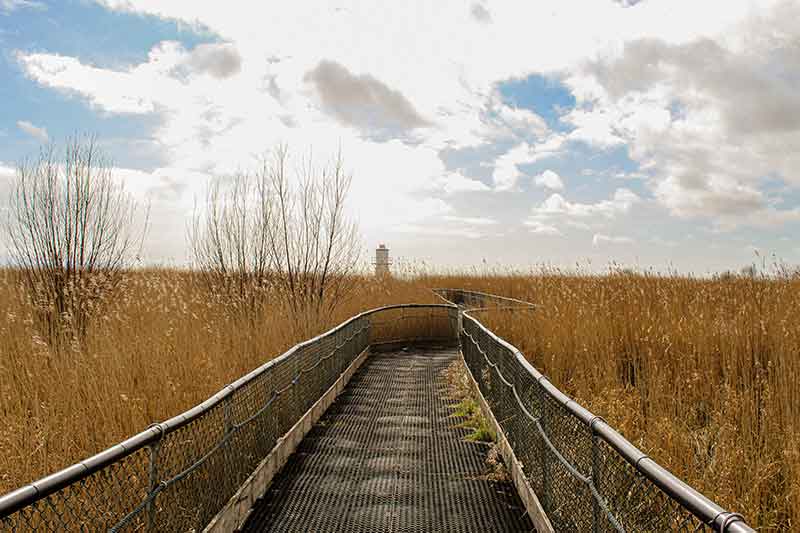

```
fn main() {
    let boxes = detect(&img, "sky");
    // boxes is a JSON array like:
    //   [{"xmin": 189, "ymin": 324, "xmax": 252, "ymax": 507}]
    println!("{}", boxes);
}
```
[{"xmin": 1, "ymin": 0, "xmax": 799, "ymax": 273}]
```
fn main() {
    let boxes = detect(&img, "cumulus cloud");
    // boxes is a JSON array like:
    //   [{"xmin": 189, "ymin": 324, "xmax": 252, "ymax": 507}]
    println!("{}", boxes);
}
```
[
  {"xmin": 19, "ymin": 51, "xmax": 162, "ymax": 114},
  {"xmin": 18, "ymin": 42, "xmax": 244, "ymax": 117},
  {"xmin": 592, "ymin": 233, "xmax": 634, "ymax": 246},
  {"xmin": 489, "ymin": 102, "xmax": 549, "ymax": 140},
  {"xmin": 492, "ymin": 142, "xmax": 553, "ymax": 190},
  {"xmin": 15, "ymin": 0, "xmax": 800, "ymax": 265},
  {"xmin": 16, "ymin": 120, "xmax": 48, "ymax": 142},
  {"xmin": 304, "ymin": 60, "xmax": 431, "ymax": 135},
  {"xmin": 183, "ymin": 43, "xmax": 241, "ymax": 79},
  {"xmin": 566, "ymin": 1, "xmax": 800, "ymax": 226},
  {"xmin": 532, "ymin": 188, "xmax": 640, "ymax": 219},
  {"xmin": 533, "ymin": 169, "xmax": 564, "ymax": 190},
  {"xmin": 430, "ymin": 172, "xmax": 490, "ymax": 194},
  {"xmin": 492, "ymin": 144, "xmax": 528, "ymax": 190}
]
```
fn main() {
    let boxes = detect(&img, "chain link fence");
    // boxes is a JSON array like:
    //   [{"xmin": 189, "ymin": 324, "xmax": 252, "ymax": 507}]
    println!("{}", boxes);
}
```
[
  {"xmin": 0, "ymin": 304, "xmax": 459, "ymax": 532},
  {"xmin": 434, "ymin": 288, "xmax": 755, "ymax": 533}
]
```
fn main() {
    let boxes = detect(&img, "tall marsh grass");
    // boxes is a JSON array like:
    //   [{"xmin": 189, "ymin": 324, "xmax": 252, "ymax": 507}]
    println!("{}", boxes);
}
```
[
  {"xmin": 1, "ymin": 267, "xmax": 797, "ymax": 530},
  {"xmin": 0, "ymin": 268, "xmax": 434, "ymax": 494},
  {"xmin": 429, "ymin": 270, "xmax": 799, "ymax": 531}
]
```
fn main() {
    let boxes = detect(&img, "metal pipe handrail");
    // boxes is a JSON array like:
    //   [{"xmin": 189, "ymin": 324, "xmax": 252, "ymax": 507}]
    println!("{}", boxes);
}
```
[
  {"xmin": 437, "ymin": 287, "xmax": 754, "ymax": 533},
  {"xmin": 432, "ymin": 287, "xmax": 539, "ymax": 309},
  {"xmin": 0, "ymin": 302, "xmax": 457, "ymax": 518}
]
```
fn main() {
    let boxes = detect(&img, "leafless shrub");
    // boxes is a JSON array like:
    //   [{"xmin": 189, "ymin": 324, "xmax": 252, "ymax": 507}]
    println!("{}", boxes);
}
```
[
  {"xmin": 3, "ymin": 136, "xmax": 148, "ymax": 347},
  {"xmin": 190, "ymin": 145, "xmax": 361, "ymax": 329},
  {"xmin": 190, "ymin": 170, "xmax": 274, "ymax": 312}
]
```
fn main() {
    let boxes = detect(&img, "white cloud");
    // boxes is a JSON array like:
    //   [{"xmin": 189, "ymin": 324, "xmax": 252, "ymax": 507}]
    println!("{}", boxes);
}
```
[
  {"xmin": 433, "ymin": 173, "xmax": 490, "ymax": 194},
  {"xmin": 565, "ymin": 219, "xmax": 592, "ymax": 231},
  {"xmin": 12, "ymin": 0, "xmax": 800, "ymax": 265},
  {"xmin": 492, "ymin": 144, "xmax": 528, "ymax": 190},
  {"xmin": 0, "ymin": 164, "xmax": 14, "ymax": 178},
  {"xmin": 395, "ymin": 223, "xmax": 483, "ymax": 240},
  {"xmin": 19, "ymin": 52, "xmax": 160, "ymax": 114},
  {"xmin": 592, "ymin": 233, "xmax": 634, "ymax": 246},
  {"xmin": 304, "ymin": 60, "xmax": 431, "ymax": 134},
  {"xmin": 564, "ymin": 0, "xmax": 800, "ymax": 227},
  {"xmin": 490, "ymin": 101, "xmax": 549, "ymax": 140},
  {"xmin": 470, "ymin": 2, "xmax": 491, "ymax": 24},
  {"xmin": 16, "ymin": 120, "xmax": 49, "ymax": 142},
  {"xmin": 492, "ymin": 142, "xmax": 553, "ymax": 190},
  {"xmin": 531, "ymin": 188, "xmax": 640, "ymax": 219},
  {"xmin": 0, "ymin": 0, "xmax": 44, "ymax": 13},
  {"xmin": 442, "ymin": 215, "xmax": 497, "ymax": 226},
  {"xmin": 103, "ymin": 166, "xmax": 208, "ymax": 261},
  {"xmin": 533, "ymin": 169, "xmax": 564, "ymax": 190},
  {"xmin": 524, "ymin": 220, "xmax": 562, "ymax": 236},
  {"xmin": 183, "ymin": 43, "xmax": 241, "ymax": 79}
]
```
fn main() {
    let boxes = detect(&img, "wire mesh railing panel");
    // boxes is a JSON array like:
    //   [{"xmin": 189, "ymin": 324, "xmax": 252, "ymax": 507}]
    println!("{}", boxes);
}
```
[
  {"xmin": 1, "ymin": 447, "xmax": 151, "ymax": 531},
  {"xmin": 0, "ymin": 304, "xmax": 458, "ymax": 532},
  {"xmin": 593, "ymin": 437, "xmax": 711, "ymax": 532},
  {"xmin": 453, "ymin": 287, "xmax": 755, "ymax": 533},
  {"xmin": 368, "ymin": 305, "xmax": 458, "ymax": 346}
]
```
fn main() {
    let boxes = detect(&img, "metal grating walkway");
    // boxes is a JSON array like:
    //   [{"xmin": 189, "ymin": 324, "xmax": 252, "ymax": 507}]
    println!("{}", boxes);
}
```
[{"xmin": 241, "ymin": 346, "xmax": 535, "ymax": 532}]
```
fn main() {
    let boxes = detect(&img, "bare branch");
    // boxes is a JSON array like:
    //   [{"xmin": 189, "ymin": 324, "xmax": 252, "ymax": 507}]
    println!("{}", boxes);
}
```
[
  {"xmin": 2, "ymin": 135, "xmax": 148, "ymax": 347},
  {"xmin": 189, "ymin": 144, "xmax": 362, "ymax": 330}
]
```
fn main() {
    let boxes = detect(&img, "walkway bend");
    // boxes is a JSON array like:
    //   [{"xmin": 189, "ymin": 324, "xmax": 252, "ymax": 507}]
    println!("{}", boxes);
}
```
[{"xmin": 241, "ymin": 346, "xmax": 535, "ymax": 533}]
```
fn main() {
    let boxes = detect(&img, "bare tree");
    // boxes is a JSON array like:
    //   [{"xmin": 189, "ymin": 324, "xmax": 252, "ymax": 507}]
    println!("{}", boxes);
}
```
[
  {"xmin": 3, "ymin": 136, "xmax": 148, "ymax": 346},
  {"xmin": 190, "ymin": 145, "xmax": 361, "ymax": 327},
  {"xmin": 190, "ymin": 169, "xmax": 275, "ymax": 311}
]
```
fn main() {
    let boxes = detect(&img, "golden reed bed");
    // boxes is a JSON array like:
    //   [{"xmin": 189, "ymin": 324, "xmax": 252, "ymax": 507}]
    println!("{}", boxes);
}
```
[{"xmin": 1, "ymin": 268, "xmax": 797, "ymax": 530}]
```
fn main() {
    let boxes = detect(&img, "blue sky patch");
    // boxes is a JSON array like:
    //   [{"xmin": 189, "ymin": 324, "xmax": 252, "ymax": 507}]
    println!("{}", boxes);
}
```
[
  {"xmin": 0, "ymin": 1, "xmax": 214, "ymax": 67},
  {"xmin": 0, "ymin": 0, "xmax": 213, "ymax": 165},
  {"xmin": 497, "ymin": 74, "xmax": 576, "ymax": 131}
]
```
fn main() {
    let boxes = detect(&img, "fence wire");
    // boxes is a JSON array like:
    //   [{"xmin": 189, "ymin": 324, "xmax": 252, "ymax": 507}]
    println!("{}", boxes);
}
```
[
  {"xmin": 0, "ymin": 304, "xmax": 459, "ymax": 532},
  {"xmin": 435, "ymin": 288, "xmax": 755, "ymax": 533}
]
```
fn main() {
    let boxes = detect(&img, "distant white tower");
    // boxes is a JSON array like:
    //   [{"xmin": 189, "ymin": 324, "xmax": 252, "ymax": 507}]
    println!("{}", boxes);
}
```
[{"xmin": 374, "ymin": 244, "xmax": 391, "ymax": 277}]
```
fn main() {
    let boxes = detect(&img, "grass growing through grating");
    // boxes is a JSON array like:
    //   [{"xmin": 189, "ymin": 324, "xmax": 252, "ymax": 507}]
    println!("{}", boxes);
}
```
[
  {"xmin": 443, "ymin": 356, "xmax": 495, "ymax": 442},
  {"xmin": 452, "ymin": 399, "xmax": 496, "ymax": 443},
  {"xmin": 444, "ymin": 358, "xmax": 497, "ymax": 443},
  {"xmin": 442, "ymin": 357, "xmax": 510, "ymax": 483},
  {"xmin": 442, "ymin": 357, "xmax": 494, "ymax": 442}
]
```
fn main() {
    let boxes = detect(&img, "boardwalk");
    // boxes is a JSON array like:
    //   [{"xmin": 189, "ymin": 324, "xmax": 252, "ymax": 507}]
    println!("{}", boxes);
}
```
[
  {"xmin": 241, "ymin": 346, "xmax": 535, "ymax": 532},
  {"xmin": 0, "ymin": 297, "xmax": 755, "ymax": 531}
]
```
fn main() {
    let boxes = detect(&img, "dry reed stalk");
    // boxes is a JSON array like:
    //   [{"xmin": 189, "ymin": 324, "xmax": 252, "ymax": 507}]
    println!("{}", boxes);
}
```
[
  {"xmin": 2, "ymin": 268, "xmax": 797, "ymax": 530},
  {"xmin": 429, "ymin": 271, "xmax": 798, "ymax": 531}
]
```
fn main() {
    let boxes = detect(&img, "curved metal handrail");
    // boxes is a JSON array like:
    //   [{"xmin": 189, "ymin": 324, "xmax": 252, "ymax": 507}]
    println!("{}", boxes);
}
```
[
  {"xmin": 432, "ymin": 287, "xmax": 539, "ymax": 309},
  {"xmin": 0, "ymin": 302, "xmax": 457, "ymax": 518},
  {"xmin": 437, "ymin": 287, "xmax": 754, "ymax": 533}
]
